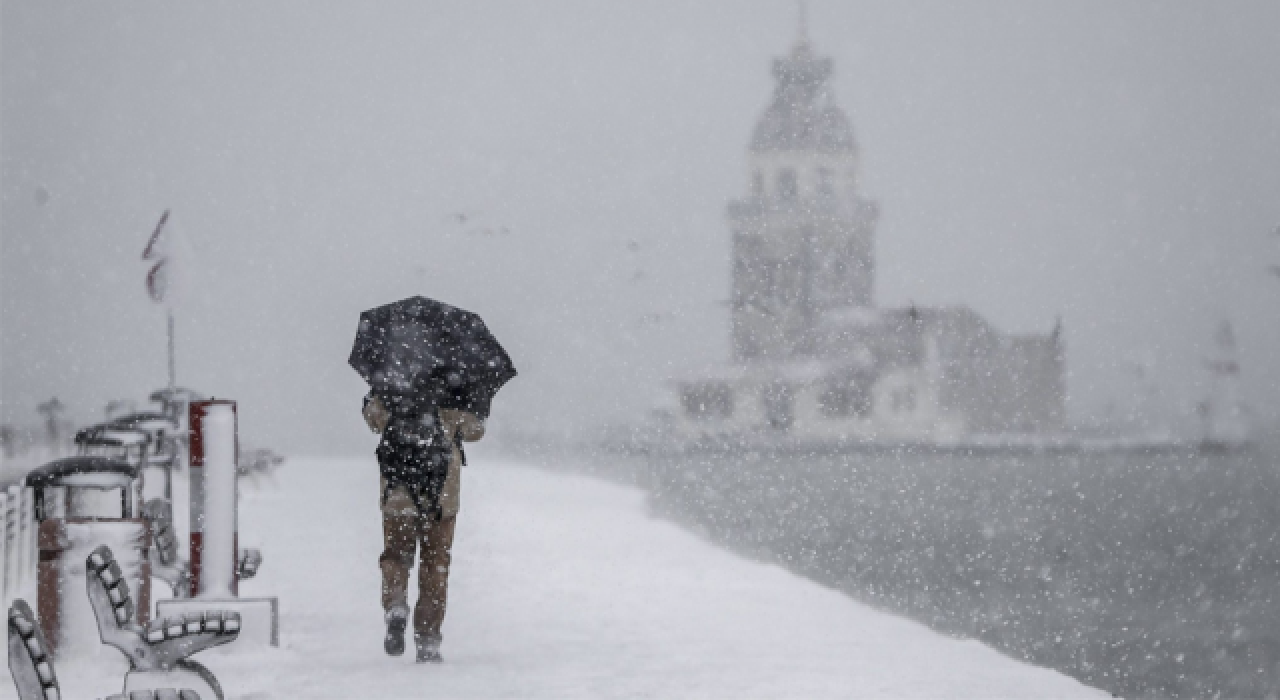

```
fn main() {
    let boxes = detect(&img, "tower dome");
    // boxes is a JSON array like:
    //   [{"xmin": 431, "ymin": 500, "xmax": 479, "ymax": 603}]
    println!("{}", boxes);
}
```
[{"xmin": 749, "ymin": 39, "xmax": 856, "ymax": 155}]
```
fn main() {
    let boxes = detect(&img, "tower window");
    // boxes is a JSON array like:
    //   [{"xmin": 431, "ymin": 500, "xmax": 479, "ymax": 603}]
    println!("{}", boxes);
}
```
[
  {"xmin": 820, "ymin": 378, "xmax": 872, "ymax": 418},
  {"xmin": 817, "ymin": 168, "xmax": 833, "ymax": 196},
  {"xmin": 777, "ymin": 169, "xmax": 798, "ymax": 200},
  {"xmin": 682, "ymin": 382, "xmax": 734, "ymax": 420},
  {"xmin": 890, "ymin": 387, "xmax": 917, "ymax": 414},
  {"xmin": 763, "ymin": 382, "xmax": 794, "ymax": 430}
]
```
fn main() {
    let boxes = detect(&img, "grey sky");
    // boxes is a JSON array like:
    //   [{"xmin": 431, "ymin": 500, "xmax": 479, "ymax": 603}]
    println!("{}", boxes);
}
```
[{"xmin": 3, "ymin": 1, "xmax": 1278, "ymax": 453}]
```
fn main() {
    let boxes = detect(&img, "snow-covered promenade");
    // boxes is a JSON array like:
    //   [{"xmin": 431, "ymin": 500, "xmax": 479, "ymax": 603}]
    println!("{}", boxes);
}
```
[{"xmin": 5, "ymin": 457, "xmax": 1107, "ymax": 699}]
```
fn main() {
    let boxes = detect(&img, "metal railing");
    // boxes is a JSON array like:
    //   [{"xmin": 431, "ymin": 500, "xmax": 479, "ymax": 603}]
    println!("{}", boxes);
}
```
[{"xmin": 0, "ymin": 481, "xmax": 38, "ymax": 613}]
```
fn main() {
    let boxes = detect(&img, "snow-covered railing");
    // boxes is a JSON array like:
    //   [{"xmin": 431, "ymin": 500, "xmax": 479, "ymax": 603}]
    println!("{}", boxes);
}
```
[{"xmin": 0, "ymin": 481, "xmax": 37, "ymax": 614}]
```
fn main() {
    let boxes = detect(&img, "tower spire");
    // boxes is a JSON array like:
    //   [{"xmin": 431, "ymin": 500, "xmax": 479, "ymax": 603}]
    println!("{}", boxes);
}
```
[{"xmin": 796, "ymin": 0, "xmax": 810, "ymax": 47}]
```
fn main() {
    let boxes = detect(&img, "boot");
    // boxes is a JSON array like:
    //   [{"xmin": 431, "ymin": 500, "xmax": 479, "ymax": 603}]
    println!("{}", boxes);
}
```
[
  {"xmin": 384, "ymin": 603, "xmax": 409, "ymax": 656},
  {"xmin": 415, "ymin": 633, "xmax": 443, "ymax": 663}
]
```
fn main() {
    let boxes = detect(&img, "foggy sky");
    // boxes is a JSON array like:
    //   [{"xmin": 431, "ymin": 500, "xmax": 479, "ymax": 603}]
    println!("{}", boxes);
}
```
[{"xmin": 3, "ymin": 1, "xmax": 1278, "ymax": 453}]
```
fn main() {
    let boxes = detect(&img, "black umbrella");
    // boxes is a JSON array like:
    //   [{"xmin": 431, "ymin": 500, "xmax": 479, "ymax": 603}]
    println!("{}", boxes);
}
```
[{"xmin": 348, "ymin": 296, "xmax": 516, "ymax": 419}]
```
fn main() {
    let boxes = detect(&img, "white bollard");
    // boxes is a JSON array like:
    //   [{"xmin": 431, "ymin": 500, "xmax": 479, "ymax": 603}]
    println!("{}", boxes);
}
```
[
  {"xmin": 0, "ymin": 488, "xmax": 8, "ymax": 604},
  {"xmin": 12, "ymin": 488, "xmax": 23, "ymax": 598},
  {"xmin": 10, "ymin": 485, "xmax": 24, "ymax": 594},
  {"xmin": 171, "ymin": 414, "xmax": 192, "ymax": 583},
  {"xmin": 4, "ymin": 485, "xmax": 18, "ymax": 600},
  {"xmin": 189, "ymin": 400, "xmax": 239, "ymax": 598},
  {"xmin": 21, "ymin": 486, "xmax": 36, "ymax": 591}
]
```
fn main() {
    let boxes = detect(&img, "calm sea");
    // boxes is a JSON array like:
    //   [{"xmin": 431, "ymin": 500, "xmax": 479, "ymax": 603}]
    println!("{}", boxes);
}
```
[{"xmin": 611, "ymin": 447, "xmax": 1280, "ymax": 699}]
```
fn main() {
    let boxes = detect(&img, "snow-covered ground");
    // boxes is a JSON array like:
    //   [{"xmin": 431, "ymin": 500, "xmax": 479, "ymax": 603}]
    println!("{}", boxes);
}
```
[{"xmin": 5, "ymin": 457, "xmax": 1107, "ymax": 699}]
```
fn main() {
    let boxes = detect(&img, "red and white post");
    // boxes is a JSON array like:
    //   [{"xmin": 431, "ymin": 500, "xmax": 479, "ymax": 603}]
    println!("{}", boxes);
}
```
[
  {"xmin": 188, "ymin": 399, "xmax": 238, "ymax": 598},
  {"xmin": 158, "ymin": 397, "xmax": 277, "ymax": 648}
]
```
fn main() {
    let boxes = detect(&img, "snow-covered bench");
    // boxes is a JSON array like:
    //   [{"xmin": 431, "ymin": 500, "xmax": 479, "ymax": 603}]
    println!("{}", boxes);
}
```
[
  {"xmin": 85, "ymin": 545, "xmax": 239, "ymax": 699},
  {"xmin": 8, "ymin": 598, "xmax": 204, "ymax": 700}
]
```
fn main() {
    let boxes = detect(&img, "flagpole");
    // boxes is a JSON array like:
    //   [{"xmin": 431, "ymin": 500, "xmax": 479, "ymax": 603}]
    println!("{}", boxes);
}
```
[
  {"xmin": 146, "ymin": 209, "xmax": 177, "ymax": 391},
  {"xmin": 168, "ymin": 307, "xmax": 176, "ymax": 390}
]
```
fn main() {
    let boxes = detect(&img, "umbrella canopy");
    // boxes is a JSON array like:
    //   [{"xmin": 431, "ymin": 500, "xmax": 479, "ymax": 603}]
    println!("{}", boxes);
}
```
[{"xmin": 348, "ymin": 296, "xmax": 516, "ymax": 418}]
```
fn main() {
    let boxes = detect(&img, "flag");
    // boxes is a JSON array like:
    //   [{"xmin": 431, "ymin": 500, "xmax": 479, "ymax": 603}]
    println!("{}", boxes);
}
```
[
  {"xmin": 142, "ymin": 210, "xmax": 189, "ymax": 304},
  {"xmin": 143, "ymin": 210, "xmax": 171, "ymax": 302}
]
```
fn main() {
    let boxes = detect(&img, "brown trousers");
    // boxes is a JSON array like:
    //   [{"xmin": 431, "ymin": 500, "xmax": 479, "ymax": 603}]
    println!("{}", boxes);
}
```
[{"xmin": 380, "ymin": 511, "xmax": 457, "ymax": 641}]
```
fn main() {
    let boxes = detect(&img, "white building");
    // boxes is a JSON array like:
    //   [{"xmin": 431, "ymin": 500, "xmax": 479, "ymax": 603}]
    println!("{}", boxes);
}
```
[{"xmin": 667, "ymin": 30, "xmax": 1066, "ymax": 446}]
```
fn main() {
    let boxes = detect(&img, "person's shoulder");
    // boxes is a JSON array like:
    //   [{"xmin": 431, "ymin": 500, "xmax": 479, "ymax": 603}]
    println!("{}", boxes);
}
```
[
  {"xmin": 363, "ymin": 394, "xmax": 390, "ymax": 433},
  {"xmin": 440, "ymin": 409, "xmax": 485, "ymax": 441},
  {"xmin": 438, "ymin": 408, "xmax": 469, "ymax": 424}
]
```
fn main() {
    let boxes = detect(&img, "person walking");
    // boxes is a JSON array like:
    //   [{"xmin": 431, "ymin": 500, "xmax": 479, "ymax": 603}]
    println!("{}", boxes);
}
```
[
  {"xmin": 364, "ymin": 375, "xmax": 485, "ymax": 663},
  {"xmin": 348, "ymin": 296, "xmax": 516, "ymax": 663}
]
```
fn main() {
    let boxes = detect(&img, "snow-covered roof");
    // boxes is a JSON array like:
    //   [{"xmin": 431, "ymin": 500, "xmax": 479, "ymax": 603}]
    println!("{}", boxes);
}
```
[
  {"xmin": 750, "ymin": 39, "xmax": 856, "ymax": 155},
  {"xmin": 670, "ymin": 358, "xmax": 846, "ymax": 386},
  {"xmin": 819, "ymin": 306, "xmax": 883, "ymax": 328}
]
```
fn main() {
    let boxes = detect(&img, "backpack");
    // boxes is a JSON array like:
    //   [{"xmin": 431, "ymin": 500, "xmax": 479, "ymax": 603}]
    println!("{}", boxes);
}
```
[{"xmin": 369, "ymin": 392, "xmax": 452, "ymax": 520}]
